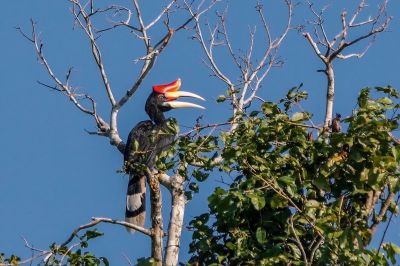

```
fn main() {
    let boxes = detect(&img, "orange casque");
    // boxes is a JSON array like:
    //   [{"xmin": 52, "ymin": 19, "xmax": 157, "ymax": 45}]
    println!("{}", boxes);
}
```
[{"xmin": 153, "ymin": 79, "xmax": 181, "ymax": 101}]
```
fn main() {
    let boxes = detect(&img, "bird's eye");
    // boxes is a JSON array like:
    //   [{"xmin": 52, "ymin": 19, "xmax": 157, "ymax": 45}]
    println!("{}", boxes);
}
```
[{"xmin": 158, "ymin": 95, "xmax": 166, "ymax": 100}]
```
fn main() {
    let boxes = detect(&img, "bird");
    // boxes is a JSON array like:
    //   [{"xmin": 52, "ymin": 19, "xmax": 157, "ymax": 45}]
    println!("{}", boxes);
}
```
[
  {"xmin": 123, "ymin": 78, "xmax": 205, "ymax": 232},
  {"xmin": 332, "ymin": 113, "xmax": 342, "ymax": 133}
]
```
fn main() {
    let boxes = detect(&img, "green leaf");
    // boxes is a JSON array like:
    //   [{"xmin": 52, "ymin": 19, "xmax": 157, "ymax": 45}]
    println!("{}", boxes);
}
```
[
  {"xmin": 185, "ymin": 191, "xmax": 193, "ymax": 201},
  {"xmin": 378, "ymin": 97, "xmax": 392, "ymax": 105},
  {"xmin": 85, "ymin": 230, "xmax": 104, "ymax": 240},
  {"xmin": 358, "ymin": 88, "xmax": 370, "ymax": 108},
  {"xmin": 249, "ymin": 111, "xmax": 260, "ymax": 117},
  {"xmin": 383, "ymin": 243, "xmax": 400, "ymax": 264},
  {"xmin": 256, "ymin": 227, "xmax": 267, "ymax": 244},
  {"xmin": 287, "ymin": 243, "xmax": 302, "ymax": 259},
  {"xmin": 314, "ymin": 176, "xmax": 330, "ymax": 190},
  {"xmin": 278, "ymin": 175, "xmax": 295, "ymax": 186},
  {"xmin": 392, "ymin": 146, "xmax": 400, "ymax": 161},
  {"xmin": 261, "ymin": 102, "xmax": 276, "ymax": 115},
  {"xmin": 248, "ymin": 193, "xmax": 266, "ymax": 210},
  {"xmin": 137, "ymin": 257, "xmax": 156, "ymax": 266},
  {"xmin": 305, "ymin": 200, "xmax": 320, "ymax": 208},
  {"xmin": 270, "ymin": 194, "xmax": 288, "ymax": 209},
  {"xmin": 188, "ymin": 182, "xmax": 199, "ymax": 193},
  {"xmin": 217, "ymin": 95, "xmax": 226, "ymax": 103},
  {"xmin": 192, "ymin": 169, "xmax": 209, "ymax": 182},
  {"xmin": 226, "ymin": 241, "xmax": 236, "ymax": 250},
  {"xmin": 291, "ymin": 112, "xmax": 306, "ymax": 122}
]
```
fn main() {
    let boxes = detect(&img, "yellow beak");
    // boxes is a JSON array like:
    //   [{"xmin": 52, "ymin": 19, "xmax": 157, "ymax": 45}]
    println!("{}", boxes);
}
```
[{"xmin": 162, "ymin": 101, "xmax": 205, "ymax": 109}]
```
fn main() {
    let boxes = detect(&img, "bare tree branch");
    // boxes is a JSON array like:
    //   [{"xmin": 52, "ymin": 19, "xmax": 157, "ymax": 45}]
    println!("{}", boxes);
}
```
[
  {"xmin": 290, "ymin": 216, "xmax": 308, "ymax": 265},
  {"xmin": 16, "ymin": 20, "xmax": 111, "ymax": 138},
  {"xmin": 377, "ymin": 194, "xmax": 400, "ymax": 253},
  {"xmin": 185, "ymin": 0, "xmax": 293, "ymax": 130},
  {"xmin": 369, "ymin": 192, "xmax": 395, "ymax": 236},
  {"xmin": 303, "ymin": 0, "xmax": 392, "ymax": 130},
  {"xmin": 0, "ymin": 217, "xmax": 152, "ymax": 266},
  {"xmin": 70, "ymin": 0, "xmax": 116, "ymax": 107},
  {"xmin": 145, "ymin": 0, "xmax": 177, "ymax": 30}
]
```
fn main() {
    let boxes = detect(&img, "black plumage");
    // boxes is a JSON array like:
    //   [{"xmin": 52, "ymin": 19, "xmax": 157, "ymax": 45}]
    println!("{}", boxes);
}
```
[
  {"xmin": 123, "ymin": 79, "xmax": 204, "ymax": 232},
  {"xmin": 124, "ymin": 92, "xmax": 175, "ymax": 232}
]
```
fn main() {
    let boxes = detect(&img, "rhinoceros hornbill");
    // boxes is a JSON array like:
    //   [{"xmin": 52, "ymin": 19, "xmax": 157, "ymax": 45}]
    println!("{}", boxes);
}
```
[{"xmin": 123, "ymin": 79, "xmax": 205, "ymax": 232}]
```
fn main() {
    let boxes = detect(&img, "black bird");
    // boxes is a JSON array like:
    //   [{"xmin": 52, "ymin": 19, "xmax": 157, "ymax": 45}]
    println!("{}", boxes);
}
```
[
  {"xmin": 332, "ymin": 113, "xmax": 342, "ymax": 133},
  {"xmin": 123, "ymin": 79, "xmax": 205, "ymax": 232}
]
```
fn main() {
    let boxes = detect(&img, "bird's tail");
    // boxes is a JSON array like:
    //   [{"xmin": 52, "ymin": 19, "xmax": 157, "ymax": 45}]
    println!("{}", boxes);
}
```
[{"xmin": 125, "ymin": 174, "xmax": 146, "ymax": 233}]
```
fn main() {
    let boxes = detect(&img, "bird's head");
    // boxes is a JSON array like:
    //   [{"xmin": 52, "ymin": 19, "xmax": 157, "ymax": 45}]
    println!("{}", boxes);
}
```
[{"xmin": 145, "ymin": 78, "xmax": 205, "ymax": 123}]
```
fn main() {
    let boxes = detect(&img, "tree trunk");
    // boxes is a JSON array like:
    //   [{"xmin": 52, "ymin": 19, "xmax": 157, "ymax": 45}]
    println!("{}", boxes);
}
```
[
  {"xmin": 149, "ymin": 174, "xmax": 163, "ymax": 265},
  {"xmin": 323, "ymin": 62, "xmax": 335, "ymax": 130},
  {"xmin": 164, "ymin": 174, "xmax": 185, "ymax": 265}
]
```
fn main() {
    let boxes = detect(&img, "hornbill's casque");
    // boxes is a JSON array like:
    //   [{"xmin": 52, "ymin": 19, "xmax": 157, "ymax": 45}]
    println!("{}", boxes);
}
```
[{"xmin": 123, "ymin": 79, "xmax": 205, "ymax": 232}]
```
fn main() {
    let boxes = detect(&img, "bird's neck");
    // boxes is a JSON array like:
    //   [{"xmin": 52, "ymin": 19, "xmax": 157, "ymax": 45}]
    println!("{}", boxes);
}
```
[{"xmin": 148, "ymin": 109, "xmax": 166, "ymax": 125}]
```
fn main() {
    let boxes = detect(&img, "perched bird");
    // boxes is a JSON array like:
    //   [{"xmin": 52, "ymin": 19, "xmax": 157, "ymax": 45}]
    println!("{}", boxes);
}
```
[
  {"xmin": 332, "ymin": 113, "xmax": 342, "ymax": 133},
  {"xmin": 123, "ymin": 79, "xmax": 205, "ymax": 232}
]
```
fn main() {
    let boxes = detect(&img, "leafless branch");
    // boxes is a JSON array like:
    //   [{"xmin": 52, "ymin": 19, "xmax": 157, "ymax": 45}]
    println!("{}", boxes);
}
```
[
  {"xmin": 16, "ymin": 20, "xmax": 111, "ymax": 140},
  {"xmin": 242, "ymin": 1, "xmax": 293, "ymax": 108},
  {"xmin": 145, "ymin": 0, "xmax": 177, "ymax": 30},
  {"xmin": 185, "ymin": 0, "xmax": 293, "ymax": 128},
  {"xmin": 303, "ymin": 0, "xmax": 392, "ymax": 130},
  {"xmin": 117, "ymin": 13, "xmax": 195, "ymax": 110},
  {"xmin": 0, "ymin": 217, "xmax": 152, "ymax": 266},
  {"xmin": 20, "ymin": 0, "xmax": 200, "ymax": 156},
  {"xmin": 290, "ymin": 216, "xmax": 308, "ymax": 265},
  {"xmin": 96, "ymin": 5, "xmax": 141, "ymax": 34},
  {"xmin": 70, "ymin": 0, "xmax": 116, "ymax": 107},
  {"xmin": 180, "ymin": 121, "xmax": 233, "ymax": 136},
  {"xmin": 369, "ymin": 191, "xmax": 395, "ymax": 236},
  {"xmin": 61, "ymin": 217, "xmax": 152, "ymax": 249},
  {"xmin": 377, "ymin": 194, "xmax": 400, "ymax": 253},
  {"xmin": 309, "ymin": 236, "xmax": 324, "ymax": 264}
]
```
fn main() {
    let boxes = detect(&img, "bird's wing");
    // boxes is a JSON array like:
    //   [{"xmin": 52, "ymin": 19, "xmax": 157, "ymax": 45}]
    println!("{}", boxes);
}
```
[{"xmin": 124, "ymin": 120, "xmax": 155, "ymax": 170}]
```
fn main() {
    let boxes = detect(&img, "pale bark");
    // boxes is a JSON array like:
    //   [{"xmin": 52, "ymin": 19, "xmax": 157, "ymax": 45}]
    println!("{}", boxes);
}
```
[
  {"xmin": 149, "ymin": 174, "xmax": 164, "ymax": 265},
  {"xmin": 323, "ymin": 63, "xmax": 335, "ymax": 130},
  {"xmin": 304, "ymin": 0, "xmax": 391, "ymax": 131},
  {"xmin": 164, "ymin": 174, "xmax": 186, "ymax": 266}
]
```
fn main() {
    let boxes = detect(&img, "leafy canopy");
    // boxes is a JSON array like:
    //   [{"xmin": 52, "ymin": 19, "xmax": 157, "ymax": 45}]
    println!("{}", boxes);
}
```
[{"xmin": 188, "ymin": 86, "xmax": 400, "ymax": 265}]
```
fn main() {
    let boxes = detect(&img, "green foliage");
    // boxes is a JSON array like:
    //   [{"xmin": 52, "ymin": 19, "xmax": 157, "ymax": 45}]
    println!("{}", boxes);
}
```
[
  {"xmin": 4, "ymin": 87, "xmax": 400, "ymax": 265},
  {"xmin": 188, "ymin": 87, "xmax": 400, "ymax": 265},
  {"xmin": 0, "ymin": 253, "xmax": 21, "ymax": 265},
  {"xmin": 47, "ymin": 230, "xmax": 108, "ymax": 266},
  {"xmin": 1, "ymin": 230, "xmax": 108, "ymax": 266},
  {"xmin": 137, "ymin": 257, "xmax": 157, "ymax": 266}
]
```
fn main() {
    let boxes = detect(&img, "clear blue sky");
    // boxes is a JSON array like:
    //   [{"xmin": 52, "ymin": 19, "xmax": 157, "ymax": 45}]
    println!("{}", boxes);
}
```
[{"xmin": 1, "ymin": 0, "xmax": 399, "ymax": 264}]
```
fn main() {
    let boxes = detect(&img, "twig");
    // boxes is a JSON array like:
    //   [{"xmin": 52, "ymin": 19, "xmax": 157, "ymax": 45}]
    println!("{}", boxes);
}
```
[
  {"xmin": 290, "ymin": 216, "xmax": 308, "ymax": 265},
  {"xmin": 303, "ymin": 0, "xmax": 391, "ymax": 130},
  {"xmin": 369, "ymin": 192, "xmax": 395, "ymax": 236},
  {"xmin": 377, "ymin": 194, "xmax": 400, "ymax": 253},
  {"xmin": 61, "ymin": 217, "xmax": 152, "ymax": 248}
]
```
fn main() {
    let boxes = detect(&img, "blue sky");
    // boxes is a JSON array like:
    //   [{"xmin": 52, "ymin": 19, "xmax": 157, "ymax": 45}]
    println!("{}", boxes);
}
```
[{"xmin": 1, "ymin": 0, "xmax": 399, "ymax": 264}]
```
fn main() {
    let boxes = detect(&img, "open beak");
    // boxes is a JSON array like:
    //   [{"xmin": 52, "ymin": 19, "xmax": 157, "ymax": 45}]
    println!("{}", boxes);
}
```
[
  {"xmin": 154, "ymin": 78, "xmax": 206, "ymax": 109},
  {"xmin": 163, "ymin": 91, "xmax": 205, "ymax": 109}
]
